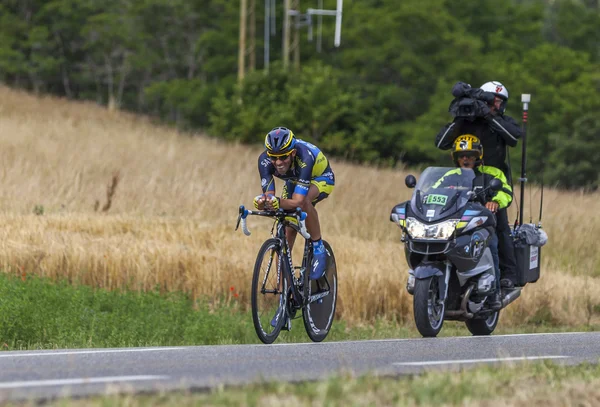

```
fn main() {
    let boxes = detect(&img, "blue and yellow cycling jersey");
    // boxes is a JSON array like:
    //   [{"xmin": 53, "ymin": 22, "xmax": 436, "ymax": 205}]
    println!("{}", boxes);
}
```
[{"xmin": 258, "ymin": 139, "xmax": 335, "ymax": 197}]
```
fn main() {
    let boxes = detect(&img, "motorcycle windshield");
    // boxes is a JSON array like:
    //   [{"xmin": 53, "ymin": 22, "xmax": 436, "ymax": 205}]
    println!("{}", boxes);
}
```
[{"xmin": 409, "ymin": 167, "xmax": 475, "ymax": 222}]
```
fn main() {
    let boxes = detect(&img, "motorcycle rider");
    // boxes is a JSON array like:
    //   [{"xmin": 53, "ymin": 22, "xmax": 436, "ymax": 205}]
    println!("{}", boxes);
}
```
[
  {"xmin": 434, "ymin": 81, "xmax": 521, "ymax": 289},
  {"xmin": 433, "ymin": 134, "xmax": 514, "ymax": 310}
]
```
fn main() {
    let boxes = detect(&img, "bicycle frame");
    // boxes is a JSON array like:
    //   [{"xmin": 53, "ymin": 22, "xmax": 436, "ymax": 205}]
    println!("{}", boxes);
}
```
[
  {"xmin": 274, "ymin": 219, "xmax": 311, "ymax": 310},
  {"xmin": 236, "ymin": 206, "xmax": 312, "ymax": 308},
  {"xmin": 238, "ymin": 204, "xmax": 338, "ymax": 342},
  {"xmin": 269, "ymin": 214, "xmax": 332, "ymax": 309}
]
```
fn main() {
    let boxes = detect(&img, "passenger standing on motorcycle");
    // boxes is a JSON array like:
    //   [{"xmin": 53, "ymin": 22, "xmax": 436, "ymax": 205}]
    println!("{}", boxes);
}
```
[
  {"xmin": 434, "ymin": 81, "xmax": 521, "ymax": 288},
  {"xmin": 435, "ymin": 81, "xmax": 521, "ymax": 175},
  {"xmin": 254, "ymin": 127, "xmax": 335, "ymax": 282},
  {"xmin": 433, "ymin": 134, "xmax": 514, "ymax": 310}
]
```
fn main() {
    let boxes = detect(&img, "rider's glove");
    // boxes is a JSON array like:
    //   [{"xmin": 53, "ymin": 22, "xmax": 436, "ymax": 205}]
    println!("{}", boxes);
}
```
[
  {"xmin": 266, "ymin": 194, "xmax": 280, "ymax": 210},
  {"xmin": 253, "ymin": 194, "xmax": 265, "ymax": 209},
  {"xmin": 476, "ymin": 100, "xmax": 493, "ymax": 118}
]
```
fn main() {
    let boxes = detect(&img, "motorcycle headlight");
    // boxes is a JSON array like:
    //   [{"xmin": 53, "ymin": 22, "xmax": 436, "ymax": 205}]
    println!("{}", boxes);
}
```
[{"xmin": 406, "ymin": 217, "xmax": 459, "ymax": 240}]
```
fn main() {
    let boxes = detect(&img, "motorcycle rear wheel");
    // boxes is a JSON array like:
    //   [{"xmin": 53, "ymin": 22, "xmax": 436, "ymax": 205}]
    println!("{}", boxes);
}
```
[{"xmin": 465, "ymin": 311, "xmax": 499, "ymax": 336}]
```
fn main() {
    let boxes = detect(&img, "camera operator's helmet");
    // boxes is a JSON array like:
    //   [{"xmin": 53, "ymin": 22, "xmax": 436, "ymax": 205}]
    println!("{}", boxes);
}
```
[
  {"xmin": 480, "ymin": 81, "xmax": 509, "ymax": 113},
  {"xmin": 452, "ymin": 134, "xmax": 483, "ymax": 166},
  {"xmin": 265, "ymin": 127, "xmax": 297, "ymax": 156}
]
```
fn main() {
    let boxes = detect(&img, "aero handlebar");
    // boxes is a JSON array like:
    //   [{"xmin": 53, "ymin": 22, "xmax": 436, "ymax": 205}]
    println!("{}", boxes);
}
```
[{"xmin": 235, "ymin": 205, "xmax": 311, "ymax": 240}]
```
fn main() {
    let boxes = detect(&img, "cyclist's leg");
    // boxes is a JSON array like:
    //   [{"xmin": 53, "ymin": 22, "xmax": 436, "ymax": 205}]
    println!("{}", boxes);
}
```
[
  {"xmin": 282, "ymin": 180, "xmax": 299, "ymax": 250},
  {"xmin": 305, "ymin": 178, "xmax": 334, "ymax": 280},
  {"xmin": 302, "ymin": 177, "xmax": 334, "ymax": 238},
  {"xmin": 302, "ymin": 185, "xmax": 323, "ymax": 240}
]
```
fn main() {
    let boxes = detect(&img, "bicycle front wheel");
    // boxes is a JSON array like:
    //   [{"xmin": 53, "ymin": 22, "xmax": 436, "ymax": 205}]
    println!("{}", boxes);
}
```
[
  {"xmin": 251, "ymin": 238, "xmax": 288, "ymax": 344},
  {"xmin": 303, "ymin": 240, "xmax": 338, "ymax": 342}
]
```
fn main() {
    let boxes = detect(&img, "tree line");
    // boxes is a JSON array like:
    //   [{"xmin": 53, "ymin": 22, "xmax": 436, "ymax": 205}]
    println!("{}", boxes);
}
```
[{"xmin": 1, "ymin": 0, "xmax": 599, "ymax": 189}]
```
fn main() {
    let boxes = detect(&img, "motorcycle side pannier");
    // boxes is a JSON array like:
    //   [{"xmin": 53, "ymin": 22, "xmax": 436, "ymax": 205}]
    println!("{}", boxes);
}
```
[
  {"xmin": 514, "ymin": 241, "xmax": 541, "ymax": 286},
  {"xmin": 513, "ymin": 224, "xmax": 547, "ymax": 286}
]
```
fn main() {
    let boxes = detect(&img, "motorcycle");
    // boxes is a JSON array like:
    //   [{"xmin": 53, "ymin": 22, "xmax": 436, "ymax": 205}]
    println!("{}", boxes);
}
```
[{"xmin": 389, "ymin": 166, "xmax": 525, "ymax": 337}]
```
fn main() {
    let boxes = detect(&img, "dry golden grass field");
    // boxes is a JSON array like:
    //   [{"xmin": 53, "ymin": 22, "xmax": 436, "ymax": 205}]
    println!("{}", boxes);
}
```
[{"xmin": 0, "ymin": 85, "xmax": 599, "ymax": 327}]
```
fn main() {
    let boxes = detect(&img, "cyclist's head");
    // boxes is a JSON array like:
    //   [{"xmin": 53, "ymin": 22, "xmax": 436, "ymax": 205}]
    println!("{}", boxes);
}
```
[
  {"xmin": 479, "ymin": 81, "xmax": 509, "ymax": 114},
  {"xmin": 452, "ymin": 134, "xmax": 483, "ymax": 169},
  {"xmin": 265, "ymin": 127, "xmax": 297, "ymax": 174},
  {"xmin": 265, "ymin": 127, "xmax": 296, "ymax": 155}
]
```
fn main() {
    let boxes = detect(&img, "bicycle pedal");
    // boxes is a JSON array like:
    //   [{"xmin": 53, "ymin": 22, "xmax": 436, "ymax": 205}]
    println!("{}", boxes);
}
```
[{"xmin": 282, "ymin": 317, "xmax": 292, "ymax": 331}]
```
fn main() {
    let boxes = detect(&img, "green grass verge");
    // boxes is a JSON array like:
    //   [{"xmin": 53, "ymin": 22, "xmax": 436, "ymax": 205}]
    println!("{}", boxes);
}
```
[
  {"xmin": 0, "ymin": 273, "xmax": 595, "ymax": 350},
  {"xmin": 10, "ymin": 360, "xmax": 600, "ymax": 406}
]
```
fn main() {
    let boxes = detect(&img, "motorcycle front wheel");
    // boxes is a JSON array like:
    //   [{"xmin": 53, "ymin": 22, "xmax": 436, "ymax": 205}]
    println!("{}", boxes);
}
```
[{"xmin": 413, "ymin": 276, "xmax": 445, "ymax": 337}]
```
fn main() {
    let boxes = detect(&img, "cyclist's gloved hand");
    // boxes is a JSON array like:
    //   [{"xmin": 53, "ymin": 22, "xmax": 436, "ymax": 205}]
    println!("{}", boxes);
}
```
[
  {"xmin": 266, "ymin": 194, "xmax": 281, "ymax": 210},
  {"xmin": 253, "ymin": 194, "xmax": 266, "ymax": 210}
]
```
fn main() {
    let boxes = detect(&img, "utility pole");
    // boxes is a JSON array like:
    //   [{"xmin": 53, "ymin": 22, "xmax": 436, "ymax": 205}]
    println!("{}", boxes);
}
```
[
  {"xmin": 249, "ymin": 0, "xmax": 256, "ymax": 73},
  {"xmin": 238, "ymin": 0, "xmax": 247, "ymax": 82},
  {"xmin": 238, "ymin": 0, "xmax": 257, "ymax": 82},
  {"xmin": 283, "ymin": 0, "xmax": 291, "ymax": 69},
  {"xmin": 281, "ymin": 0, "xmax": 343, "ymax": 71},
  {"xmin": 292, "ymin": 0, "xmax": 300, "ymax": 70},
  {"xmin": 264, "ymin": 0, "xmax": 270, "ymax": 72},
  {"xmin": 283, "ymin": 0, "xmax": 301, "ymax": 71}
]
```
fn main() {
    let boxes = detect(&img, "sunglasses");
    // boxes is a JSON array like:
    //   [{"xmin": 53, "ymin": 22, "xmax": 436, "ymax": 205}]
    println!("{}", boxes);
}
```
[
  {"xmin": 456, "ymin": 153, "xmax": 477, "ymax": 160},
  {"xmin": 268, "ymin": 152, "xmax": 293, "ymax": 161}
]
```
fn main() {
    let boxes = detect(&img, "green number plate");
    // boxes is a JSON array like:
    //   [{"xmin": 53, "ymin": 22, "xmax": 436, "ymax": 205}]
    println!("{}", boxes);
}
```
[{"xmin": 426, "ymin": 194, "xmax": 448, "ymax": 205}]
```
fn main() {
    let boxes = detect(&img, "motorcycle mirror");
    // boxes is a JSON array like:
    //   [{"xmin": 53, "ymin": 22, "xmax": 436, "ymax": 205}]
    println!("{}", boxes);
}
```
[
  {"xmin": 489, "ymin": 179, "xmax": 502, "ymax": 192},
  {"xmin": 405, "ymin": 175, "xmax": 417, "ymax": 188}
]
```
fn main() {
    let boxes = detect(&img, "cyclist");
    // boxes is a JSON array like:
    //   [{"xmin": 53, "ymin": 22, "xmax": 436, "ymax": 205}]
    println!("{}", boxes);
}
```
[{"xmin": 254, "ymin": 127, "xmax": 335, "ymax": 283}]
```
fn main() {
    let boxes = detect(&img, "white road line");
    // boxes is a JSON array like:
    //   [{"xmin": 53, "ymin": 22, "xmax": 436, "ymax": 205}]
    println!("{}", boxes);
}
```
[
  {"xmin": 0, "ymin": 375, "xmax": 169, "ymax": 389},
  {"xmin": 0, "ymin": 347, "xmax": 185, "ymax": 358},
  {"xmin": 270, "ymin": 331, "xmax": 594, "ymax": 346},
  {"xmin": 449, "ymin": 332, "xmax": 594, "ymax": 339},
  {"xmin": 393, "ymin": 355, "xmax": 569, "ymax": 366}
]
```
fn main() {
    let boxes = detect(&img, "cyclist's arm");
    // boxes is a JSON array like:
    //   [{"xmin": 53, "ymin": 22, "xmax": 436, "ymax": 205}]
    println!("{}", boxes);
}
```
[
  {"xmin": 278, "ymin": 154, "xmax": 313, "ymax": 209},
  {"xmin": 258, "ymin": 153, "xmax": 276, "ymax": 194},
  {"xmin": 278, "ymin": 191, "xmax": 310, "ymax": 210}
]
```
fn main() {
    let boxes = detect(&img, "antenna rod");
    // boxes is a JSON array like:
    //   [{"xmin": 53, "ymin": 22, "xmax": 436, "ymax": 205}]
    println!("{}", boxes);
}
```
[
  {"xmin": 518, "ymin": 93, "xmax": 531, "ymax": 228},
  {"xmin": 539, "ymin": 173, "xmax": 544, "ymax": 227}
]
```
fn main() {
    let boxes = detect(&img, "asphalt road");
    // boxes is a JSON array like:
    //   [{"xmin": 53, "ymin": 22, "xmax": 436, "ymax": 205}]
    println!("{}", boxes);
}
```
[{"xmin": 1, "ymin": 331, "xmax": 599, "ymax": 402}]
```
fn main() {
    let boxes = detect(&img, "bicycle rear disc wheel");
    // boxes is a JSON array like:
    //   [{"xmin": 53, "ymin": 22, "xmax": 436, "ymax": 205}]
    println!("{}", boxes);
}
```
[
  {"xmin": 303, "ymin": 240, "xmax": 338, "ymax": 342},
  {"xmin": 251, "ymin": 238, "xmax": 288, "ymax": 344}
]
